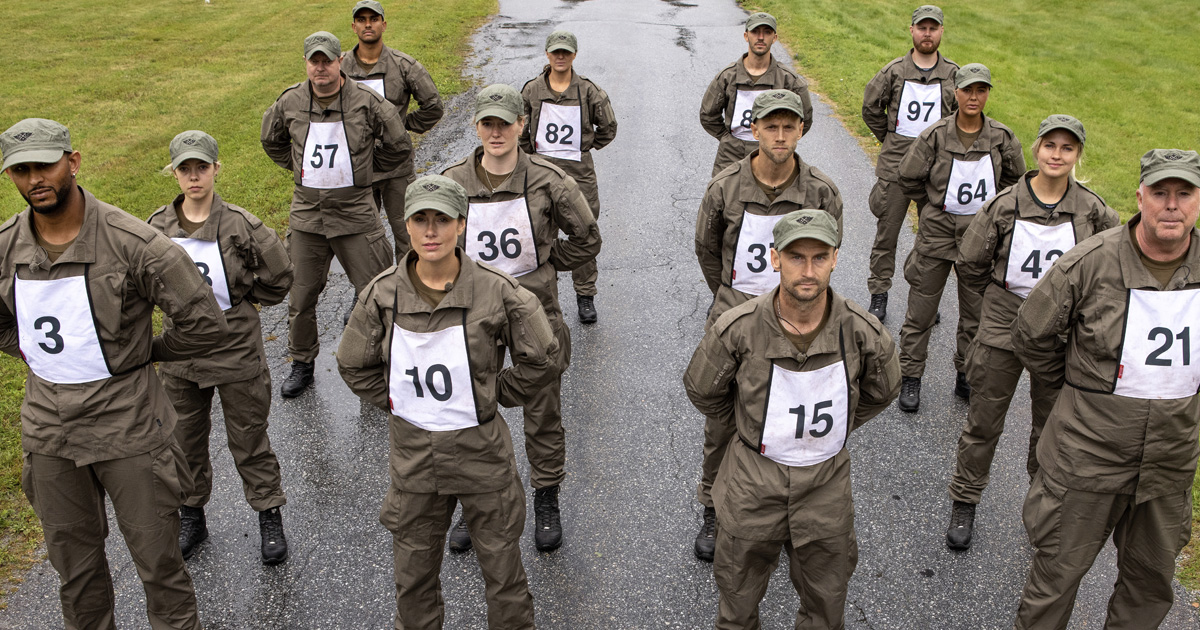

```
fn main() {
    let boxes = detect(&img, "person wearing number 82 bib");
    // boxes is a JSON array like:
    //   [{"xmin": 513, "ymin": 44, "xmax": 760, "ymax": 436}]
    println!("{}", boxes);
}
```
[
  {"xmin": 338, "ymin": 175, "xmax": 560, "ymax": 629},
  {"xmin": 1010, "ymin": 149, "xmax": 1200, "ymax": 629},
  {"xmin": 684, "ymin": 210, "xmax": 900, "ymax": 629}
]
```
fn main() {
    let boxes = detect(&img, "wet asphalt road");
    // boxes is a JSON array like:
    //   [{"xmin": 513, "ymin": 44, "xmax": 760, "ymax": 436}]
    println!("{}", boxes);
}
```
[{"xmin": 3, "ymin": 1, "xmax": 1199, "ymax": 629}]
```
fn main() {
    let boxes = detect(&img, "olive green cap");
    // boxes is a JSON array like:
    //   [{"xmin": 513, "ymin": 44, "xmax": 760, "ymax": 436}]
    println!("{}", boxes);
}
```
[
  {"xmin": 352, "ymin": 0, "xmax": 384, "ymax": 18},
  {"xmin": 773, "ymin": 210, "xmax": 841, "ymax": 251},
  {"xmin": 169, "ymin": 130, "xmax": 218, "ymax": 170},
  {"xmin": 304, "ymin": 31, "xmax": 342, "ymax": 60},
  {"xmin": 1037, "ymin": 114, "xmax": 1086, "ymax": 145},
  {"xmin": 474, "ymin": 84, "xmax": 523, "ymax": 124},
  {"xmin": 1, "ymin": 118, "xmax": 72, "ymax": 172},
  {"xmin": 912, "ymin": 5, "xmax": 944, "ymax": 25},
  {"xmin": 545, "ymin": 30, "xmax": 577, "ymax": 53},
  {"xmin": 1140, "ymin": 149, "xmax": 1200, "ymax": 188},
  {"xmin": 956, "ymin": 63, "xmax": 992, "ymax": 89},
  {"xmin": 745, "ymin": 12, "xmax": 777, "ymax": 32},
  {"xmin": 405, "ymin": 175, "xmax": 467, "ymax": 220},
  {"xmin": 751, "ymin": 89, "xmax": 804, "ymax": 122}
]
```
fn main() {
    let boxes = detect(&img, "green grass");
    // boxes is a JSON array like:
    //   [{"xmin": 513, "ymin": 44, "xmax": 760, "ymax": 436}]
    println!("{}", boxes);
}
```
[{"xmin": 0, "ymin": 0, "xmax": 495, "ymax": 604}]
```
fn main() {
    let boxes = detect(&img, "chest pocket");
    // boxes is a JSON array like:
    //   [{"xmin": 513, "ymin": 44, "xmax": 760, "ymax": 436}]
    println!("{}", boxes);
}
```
[
  {"xmin": 730, "ymin": 88, "xmax": 767, "ymax": 142},
  {"xmin": 895, "ymin": 81, "xmax": 942, "ymax": 138},
  {"xmin": 759, "ymin": 357, "xmax": 850, "ymax": 467},
  {"xmin": 944, "ymin": 153, "xmax": 996, "ymax": 215},
  {"xmin": 1004, "ymin": 220, "xmax": 1076, "ymax": 299},
  {"xmin": 466, "ymin": 195, "xmax": 538, "ymax": 277},
  {"xmin": 172, "ymin": 237, "xmax": 233, "ymax": 311},
  {"xmin": 388, "ymin": 323, "xmax": 480, "ymax": 430},
  {"xmin": 1112, "ymin": 289, "xmax": 1200, "ymax": 400},
  {"xmin": 730, "ymin": 212, "xmax": 786, "ymax": 296},
  {"xmin": 15, "ymin": 274, "xmax": 113, "ymax": 384},
  {"xmin": 536, "ymin": 101, "xmax": 582, "ymax": 162}
]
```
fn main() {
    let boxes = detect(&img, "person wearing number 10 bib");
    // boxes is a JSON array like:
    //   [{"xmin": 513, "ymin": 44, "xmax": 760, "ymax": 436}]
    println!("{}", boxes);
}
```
[
  {"xmin": 1008, "ymin": 149, "xmax": 1200, "ymax": 629},
  {"xmin": 685, "ymin": 210, "xmax": 900, "ymax": 629},
  {"xmin": 338, "ymin": 175, "xmax": 560, "ymax": 630},
  {"xmin": 895, "ymin": 62, "xmax": 1025, "ymax": 412}
]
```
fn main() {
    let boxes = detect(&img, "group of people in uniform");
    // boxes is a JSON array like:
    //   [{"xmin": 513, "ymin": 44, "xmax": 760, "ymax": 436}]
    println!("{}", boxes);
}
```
[{"xmin": 0, "ymin": 1, "xmax": 1197, "ymax": 629}]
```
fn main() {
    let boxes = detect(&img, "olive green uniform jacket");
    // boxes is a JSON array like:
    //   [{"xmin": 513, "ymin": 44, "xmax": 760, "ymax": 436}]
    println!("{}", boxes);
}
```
[
  {"xmin": 518, "ymin": 65, "xmax": 617, "ymax": 196},
  {"xmin": 861, "ymin": 50, "xmax": 959, "ymax": 182}
]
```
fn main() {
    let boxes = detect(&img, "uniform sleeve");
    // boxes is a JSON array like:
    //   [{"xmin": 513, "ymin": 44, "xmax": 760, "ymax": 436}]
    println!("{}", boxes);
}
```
[
  {"xmin": 0, "ymin": 300, "xmax": 17, "ymax": 358},
  {"xmin": 337, "ymin": 283, "xmax": 389, "ymax": 410},
  {"xmin": 699, "ymin": 73, "xmax": 731, "ymax": 141},
  {"xmin": 371, "ymin": 99, "xmax": 411, "ymax": 174},
  {"xmin": 589, "ymin": 84, "xmax": 618, "ymax": 151},
  {"xmin": 1095, "ymin": 203, "xmax": 1120, "ymax": 232},
  {"xmin": 861, "ymin": 68, "xmax": 892, "ymax": 142},
  {"xmin": 496, "ymin": 285, "xmax": 560, "ymax": 408},
  {"xmin": 817, "ymin": 178, "xmax": 845, "ymax": 237},
  {"xmin": 683, "ymin": 327, "xmax": 738, "ymax": 423},
  {"xmin": 898, "ymin": 131, "xmax": 936, "ymax": 200},
  {"xmin": 695, "ymin": 182, "xmax": 726, "ymax": 295},
  {"xmin": 261, "ymin": 100, "xmax": 294, "ymax": 171},
  {"xmin": 956, "ymin": 197, "xmax": 1003, "ymax": 294},
  {"xmin": 791, "ymin": 80, "xmax": 815, "ymax": 138},
  {"xmin": 999, "ymin": 134, "xmax": 1026, "ymax": 190},
  {"xmin": 519, "ymin": 87, "xmax": 536, "ymax": 154},
  {"xmin": 852, "ymin": 325, "xmax": 901, "ymax": 430},
  {"xmin": 404, "ymin": 61, "xmax": 444, "ymax": 134},
  {"xmin": 146, "ymin": 236, "xmax": 230, "ymax": 362},
  {"xmin": 1012, "ymin": 262, "xmax": 1076, "ymax": 389},
  {"xmin": 247, "ymin": 222, "xmax": 294, "ymax": 306},
  {"xmin": 547, "ymin": 174, "xmax": 602, "ymax": 272}
]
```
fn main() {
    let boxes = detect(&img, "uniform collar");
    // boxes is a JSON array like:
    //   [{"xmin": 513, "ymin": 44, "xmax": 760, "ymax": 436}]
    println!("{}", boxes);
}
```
[
  {"xmin": 944, "ymin": 113, "xmax": 996, "ymax": 154},
  {"xmin": 1015, "ymin": 171, "xmax": 1076, "ymax": 219},
  {"xmin": 159, "ymin": 193, "xmax": 227, "ymax": 241},
  {"xmin": 395, "ymin": 248, "xmax": 478, "ymax": 314},
  {"xmin": 343, "ymin": 44, "xmax": 393, "ymax": 76},
  {"xmin": 761, "ymin": 287, "xmax": 845, "ymax": 362},
  {"xmin": 1118, "ymin": 215, "xmax": 1200, "ymax": 291},
  {"xmin": 735, "ymin": 53, "xmax": 777, "ymax": 83},
  {"xmin": 306, "ymin": 75, "xmax": 349, "ymax": 113},
  {"xmin": 539, "ymin": 66, "xmax": 580, "ymax": 97},
  {"xmin": 736, "ymin": 151, "xmax": 810, "ymax": 207},
  {"xmin": 14, "ymin": 186, "xmax": 99, "ymax": 267},
  {"xmin": 462, "ymin": 146, "xmax": 529, "ymax": 198}
]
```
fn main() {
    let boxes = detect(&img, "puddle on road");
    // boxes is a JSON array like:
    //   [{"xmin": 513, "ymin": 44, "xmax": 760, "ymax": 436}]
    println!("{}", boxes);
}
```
[
  {"xmin": 662, "ymin": 0, "xmax": 699, "ymax": 7},
  {"xmin": 675, "ymin": 26, "xmax": 696, "ymax": 53},
  {"xmin": 499, "ymin": 20, "xmax": 552, "ymax": 29}
]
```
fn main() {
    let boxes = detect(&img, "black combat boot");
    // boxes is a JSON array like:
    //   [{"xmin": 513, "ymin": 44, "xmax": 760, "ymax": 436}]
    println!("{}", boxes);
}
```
[
  {"xmin": 577, "ymin": 295, "xmax": 597, "ymax": 324},
  {"xmin": 898, "ymin": 376, "xmax": 921, "ymax": 412},
  {"xmin": 868, "ymin": 293, "xmax": 888, "ymax": 322},
  {"xmin": 946, "ymin": 500, "xmax": 977, "ymax": 551},
  {"xmin": 694, "ymin": 506, "xmax": 717, "ymax": 562},
  {"xmin": 533, "ymin": 485, "xmax": 563, "ymax": 551},
  {"xmin": 448, "ymin": 517, "xmax": 472, "ymax": 553},
  {"xmin": 259, "ymin": 506, "xmax": 288, "ymax": 565},
  {"xmin": 955, "ymin": 370, "xmax": 971, "ymax": 399},
  {"xmin": 178, "ymin": 506, "xmax": 208, "ymax": 560},
  {"xmin": 280, "ymin": 361, "xmax": 314, "ymax": 398}
]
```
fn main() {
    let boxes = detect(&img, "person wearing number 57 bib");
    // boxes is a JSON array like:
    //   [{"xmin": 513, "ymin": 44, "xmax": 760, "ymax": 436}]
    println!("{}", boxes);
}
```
[
  {"xmin": 441, "ymin": 83, "xmax": 601, "ymax": 554},
  {"xmin": 895, "ymin": 62, "xmax": 1025, "ymax": 412},
  {"xmin": 338, "ymin": 175, "xmax": 560, "ymax": 630},
  {"xmin": 685, "ymin": 210, "xmax": 900, "ymax": 629},
  {"xmin": 261, "ymin": 31, "xmax": 409, "ymax": 399},
  {"xmin": 1009, "ymin": 150, "xmax": 1200, "ymax": 629},
  {"xmin": 0, "ymin": 119, "xmax": 229, "ymax": 630},
  {"xmin": 520, "ymin": 29, "xmax": 617, "ymax": 324},
  {"xmin": 148, "ymin": 131, "xmax": 296, "ymax": 565}
]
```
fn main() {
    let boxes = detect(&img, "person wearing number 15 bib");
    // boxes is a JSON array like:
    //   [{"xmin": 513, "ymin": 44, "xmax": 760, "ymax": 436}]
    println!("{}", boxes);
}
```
[
  {"xmin": 685, "ymin": 211, "xmax": 900, "ymax": 629},
  {"xmin": 895, "ymin": 62, "xmax": 1024, "ymax": 412},
  {"xmin": 338, "ymin": 175, "xmax": 560, "ymax": 630}
]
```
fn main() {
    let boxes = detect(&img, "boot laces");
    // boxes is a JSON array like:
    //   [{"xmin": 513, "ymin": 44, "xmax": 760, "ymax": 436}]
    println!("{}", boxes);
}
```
[
  {"xmin": 699, "ymin": 508, "xmax": 717, "ymax": 539},
  {"xmin": 534, "ymin": 487, "xmax": 560, "ymax": 531},
  {"xmin": 950, "ymin": 502, "xmax": 975, "ymax": 529},
  {"xmin": 261, "ymin": 508, "xmax": 285, "ymax": 544}
]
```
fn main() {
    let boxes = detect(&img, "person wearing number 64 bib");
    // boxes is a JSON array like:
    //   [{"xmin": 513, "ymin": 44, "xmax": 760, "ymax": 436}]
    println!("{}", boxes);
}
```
[
  {"xmin": 337, "ymin": 175, "xmax": 560, "ymax": 629},
  {"xmin": 684, "ymin": 210, "xmax": 900, "ymax": 629},
  {"xmin": 895, "ymin": 62, "xmax": 1025, "ymax": 412},
  {"xmin": 1009, "ymin": 150, "xmax": 1200, "ymax": 629}
]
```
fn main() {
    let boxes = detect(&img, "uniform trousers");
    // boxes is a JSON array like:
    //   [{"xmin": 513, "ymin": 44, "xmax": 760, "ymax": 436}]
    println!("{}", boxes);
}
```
[
  {"xmin": 697, "ymin": 411, "xmax": 736, "ymax": 508},
  {"xmin": 545, "ymin": 152, "xmax": 600, "ymax": 297},
  {"xmin": 374, "ymin": 173, "xmax": 416, "ymax": 257},
  {"xmin": 1015, "ymin": 472, "xmax": 1192, "ymax": 629},
  {"xmin": 162, "ymin": 369, "xmax": 285, "ymax": 511},
  {"xmin": 898, "ymin": 248, "xmax": 982, "ymax": 377},
  {"xmin": 949, "ymin": 341, "xmax": 1055, "ymax": 504},
  {"xmin": 866, "ymin": 179, "xmax": 921, "ymax": 295},
  {"xmin": 286, "ymin": 226, "xmax": 394, "ymax": 363},
  {"xmin": 21, "ymin": 444, "xmax": 202, "ymax": 630},
  {"xmin": 381, "ymin": 475, "xmax": 534, "ymax": 630},
  {"xmin": 518, "ymin": 314, "xmax": 572, "ymax": 489}
]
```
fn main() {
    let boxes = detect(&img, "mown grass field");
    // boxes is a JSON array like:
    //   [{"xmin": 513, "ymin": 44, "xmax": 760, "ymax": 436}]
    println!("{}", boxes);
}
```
[
  {"xmin": 0, "ymin": 0, "xmax": 495, "ymax": 603},
  {"xmin": 742, "ymin": 0, "xmax": 1200, "ymax": 588}
]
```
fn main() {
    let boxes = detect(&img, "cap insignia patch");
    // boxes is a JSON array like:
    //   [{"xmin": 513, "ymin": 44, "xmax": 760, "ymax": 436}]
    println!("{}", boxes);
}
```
[
  {"xmin": 1165, "ymin": 151, "xmax": 1184, "ymax": 161},
  {"xmin": 422, "ymin": 183, "xmax": 440, "ymax": 192},
  {"xmin": 13, "ymin": 132, "xmax": 31, "ymax": 142},
  {"xmin": 183, "ymin": 138, "xmax": 196, "ymax": 145},
  {"xmin": 771, "ymin": 93, "xmax": 785, "ymax": 99},
  {"xmin": 489, "ymin": 94, "xmax": 503, "ymax": 102},
  {"xmin": 798, "ymin": 216, "xmax": 813, "ymax": 225}
]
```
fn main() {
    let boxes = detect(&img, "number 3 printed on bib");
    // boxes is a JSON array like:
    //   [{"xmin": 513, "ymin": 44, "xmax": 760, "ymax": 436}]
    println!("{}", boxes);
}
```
[
  {"xmin": 14, "ymin": 276, "xmax": 112, "ymax": 384},
  {"xmin": 760, "ymin": 360, "xmax": 849, "ymax": 467},
  {"xmin": 389, "ymin": 324, "xmax": 479, "ymax": 431},
  {"xmin": 1113, "ymin": 289, "xmax": 1200, "ymax": 400}
]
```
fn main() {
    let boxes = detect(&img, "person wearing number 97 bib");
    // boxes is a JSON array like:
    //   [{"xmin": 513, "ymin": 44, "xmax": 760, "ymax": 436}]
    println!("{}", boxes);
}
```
[
  {"xmin": 943, "ymin": 115, "xmax": 1116, "ymax": 551},
  {"xmin": 148, "ymin": 130, "xmax": 296, "ymax": 565},
  {"xmin": 1009, "ymin": 150, "xmax": 1200, "ymax": 629},
  {"xmin": 684, "ymin": 210, "xmax": 900, "ymax": 630},
  {"xmin": 338, "ymin": 175, "xmax": 560, "ymax": 630},
  {"xmin": 441, "ymin": 83, "xmax": 601, "ymax": 554},
  {"xmin": 0, "ymin": 118, "xmax": 229, "ymax": 630},
  {"xmin": 895, "ymin": 62, "xmax": 1025, "ymax": 412}
]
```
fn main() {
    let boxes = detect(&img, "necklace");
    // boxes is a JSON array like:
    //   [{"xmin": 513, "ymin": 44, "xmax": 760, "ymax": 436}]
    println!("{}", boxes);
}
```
[
  {"xmin": 774, "ymin": 295, "xmax": 802, "ymax": 334},
  {"xmin": 482, "ymin": 168, "xmax": 512, "ymax": 192}
]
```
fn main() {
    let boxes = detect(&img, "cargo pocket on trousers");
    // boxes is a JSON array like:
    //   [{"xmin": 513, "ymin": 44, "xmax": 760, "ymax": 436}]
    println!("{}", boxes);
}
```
[
  {"xmin": 19, "ymin": 453, "xmax": 36, "ymax": 516},
  {"xmin": 150, "ymin": 442, "xmax": 189, "ymax": 518},
  {"xmin": 868, "ymin": 181, "xmax": 887, "ymax": 219},
  {"xmin": 367, "ymin": 228, "xmax": 394, "ymax": 272},
  {"xmin": 1022, "ymin": 472, "xmax": 1064, "ymax": 556}
]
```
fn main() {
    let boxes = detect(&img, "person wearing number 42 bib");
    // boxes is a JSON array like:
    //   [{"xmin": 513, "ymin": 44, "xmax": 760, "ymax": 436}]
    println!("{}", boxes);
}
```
[
  {"xmin": 520, "ymin": 29, "xmax": 617, "ymax": 324},
  {"xmin": 337, "ymin": 175, "xmax": 560, "ymax": 630},
  {"xmin": 441, "ymin": 83, "xmax": 601, "ymax": 554},
  {"xmin": 895, "ymin": 62, "xmax": 1025, "ymax": 412},
  {"xmin": 684, "ymin": 210, "xmax": 901, "ymax": 629},
  {"xmin": 943, "ymin": 116, "xmax": 1117, "ymax": 551},
  {"xmin": 261, "ymin": 31, "xmax": 409, "ymax": 398},
  {"xmin": 0, "ymin": 118, "xmax": 229, "ymax": 630},
  {"xmin": 148, "ymin": 131, "xmax": 296, "ymax": 565},
  {"xmin": 1009, "ymin": 149, "xmax": 1200, "ymax": 629},
  {"xmin": 692, "ymin": 88, "xmax": 843, "ymax": 562}
]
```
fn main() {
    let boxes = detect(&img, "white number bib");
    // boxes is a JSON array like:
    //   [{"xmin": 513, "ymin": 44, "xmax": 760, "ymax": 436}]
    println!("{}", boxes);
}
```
[
  {"xmin": 730, "ymin": 212, "xmax": 786, "ymax": 296},
  {"xmin": 760, "ymin": 361, "xmax": 849, "ymax": 467},
  {"xmin": 14, "ymin": 276, "xmax": 112, "ymax": 384},
  {"xmin": 730, "ymin": 89, "xmax": 765, "ymax": 142},
  {"xmin": 895, "ymin": 81, "xmax": 942, "ymax": 138},
  {"xmin": 1113, "ymin": 289, "xmax": 1200, "ymax": 400},
  {"xmin": 536, "ymin": 102, "xmax": 582, "ymax": 162},
  {"xmin": 171, "ymin": 238, "xmax": 232, "ymax": 311},
  {"xmin": 944, "ymin": 153, "xmax": 995, "ymax": 215},
  {"xmin": 465, "ymin": 197, "xmax": 538, "ymax": 277},
  {"xmin": 1004, "ymin": 220, "xmax": 1075, "ymax": 299},
  {"xmin": 388, "ymin": 324, "xmax": 479, "ymax": 431},
  {"xmin": 360, "ymin": 78, "xmax": 385, "ymax": 100},
  {"xmin": 301, "ymin": 121, "xmax": 354, "ymax": 189}
]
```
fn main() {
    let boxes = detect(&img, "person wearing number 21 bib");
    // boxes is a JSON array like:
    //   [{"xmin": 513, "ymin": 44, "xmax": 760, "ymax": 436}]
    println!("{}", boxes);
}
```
[
  {"xmin": 338, "ymin": 175, "xmax": 560, "ymax": 630},
  {"xmin": 895, "ymin": 62, "xmax": 1025, "ymax": 412},
  {"xmin": 0, "ymin": 118, "xmax": 229, "ymax": 630},
  {"xmin": 441, "ymin": 83, "xmax": 601, "ymax": 554},
  {"xmin": 520, "ymin": 29, "xmax": 617, "ymax": 324},
  {"xmin": 685, "ymin": 210, "xmax": 900, "ymax": 629},
  {"xmin": 261, "ymin": 31, "xmax": 409, "ymax": 399},
  {"xmin": 944, "ymin": 115, "xmax": 1116, "ymax": 551},
  {"xmin": 148, "ymin": 131, "xmax": 296, "ymax": 565},
  {"xmin": 1009, "ymin": 150, "xmax": 1200, "ymax": 629},
  {"xmin": 692, "ymin": 89, "xmax": 843, "ymax": 563}
]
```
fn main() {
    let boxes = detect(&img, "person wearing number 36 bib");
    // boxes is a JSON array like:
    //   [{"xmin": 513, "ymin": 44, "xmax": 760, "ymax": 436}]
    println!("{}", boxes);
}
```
[
  {"xmin": 685, "ymin": 211, "xmax": 900, "ymax": 629},
  {"xmin": 896, "ymin": 62, "xmax": 1025, "ymax": 412},
  {"xmin": 338, "ymin": 175, "xmax": 560, "ymax": 630},
  {"xmin": 1008, "ymin": 151, "xmax": 1200, "ymax": 629}
]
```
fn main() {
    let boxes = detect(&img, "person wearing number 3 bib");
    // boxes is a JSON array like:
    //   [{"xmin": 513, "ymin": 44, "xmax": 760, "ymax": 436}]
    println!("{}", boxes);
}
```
[
  {"xmin": 1009, "ymin": 150, "xmax": 1200, "ymax": 629},
  {"xmin": 895, "ymin": 62, "xmax": 1025, "ymax": 412},
  {"xmin": 944, "ymin": 116, "xmax": 1116, "ymax": 551},
  {"xmin": 338, "ymin": 175, "xmax": 560, "ymax": 630},
  {"xmin": 685, "ymin": 210, "xmax": 900, "ymax": 629}
]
